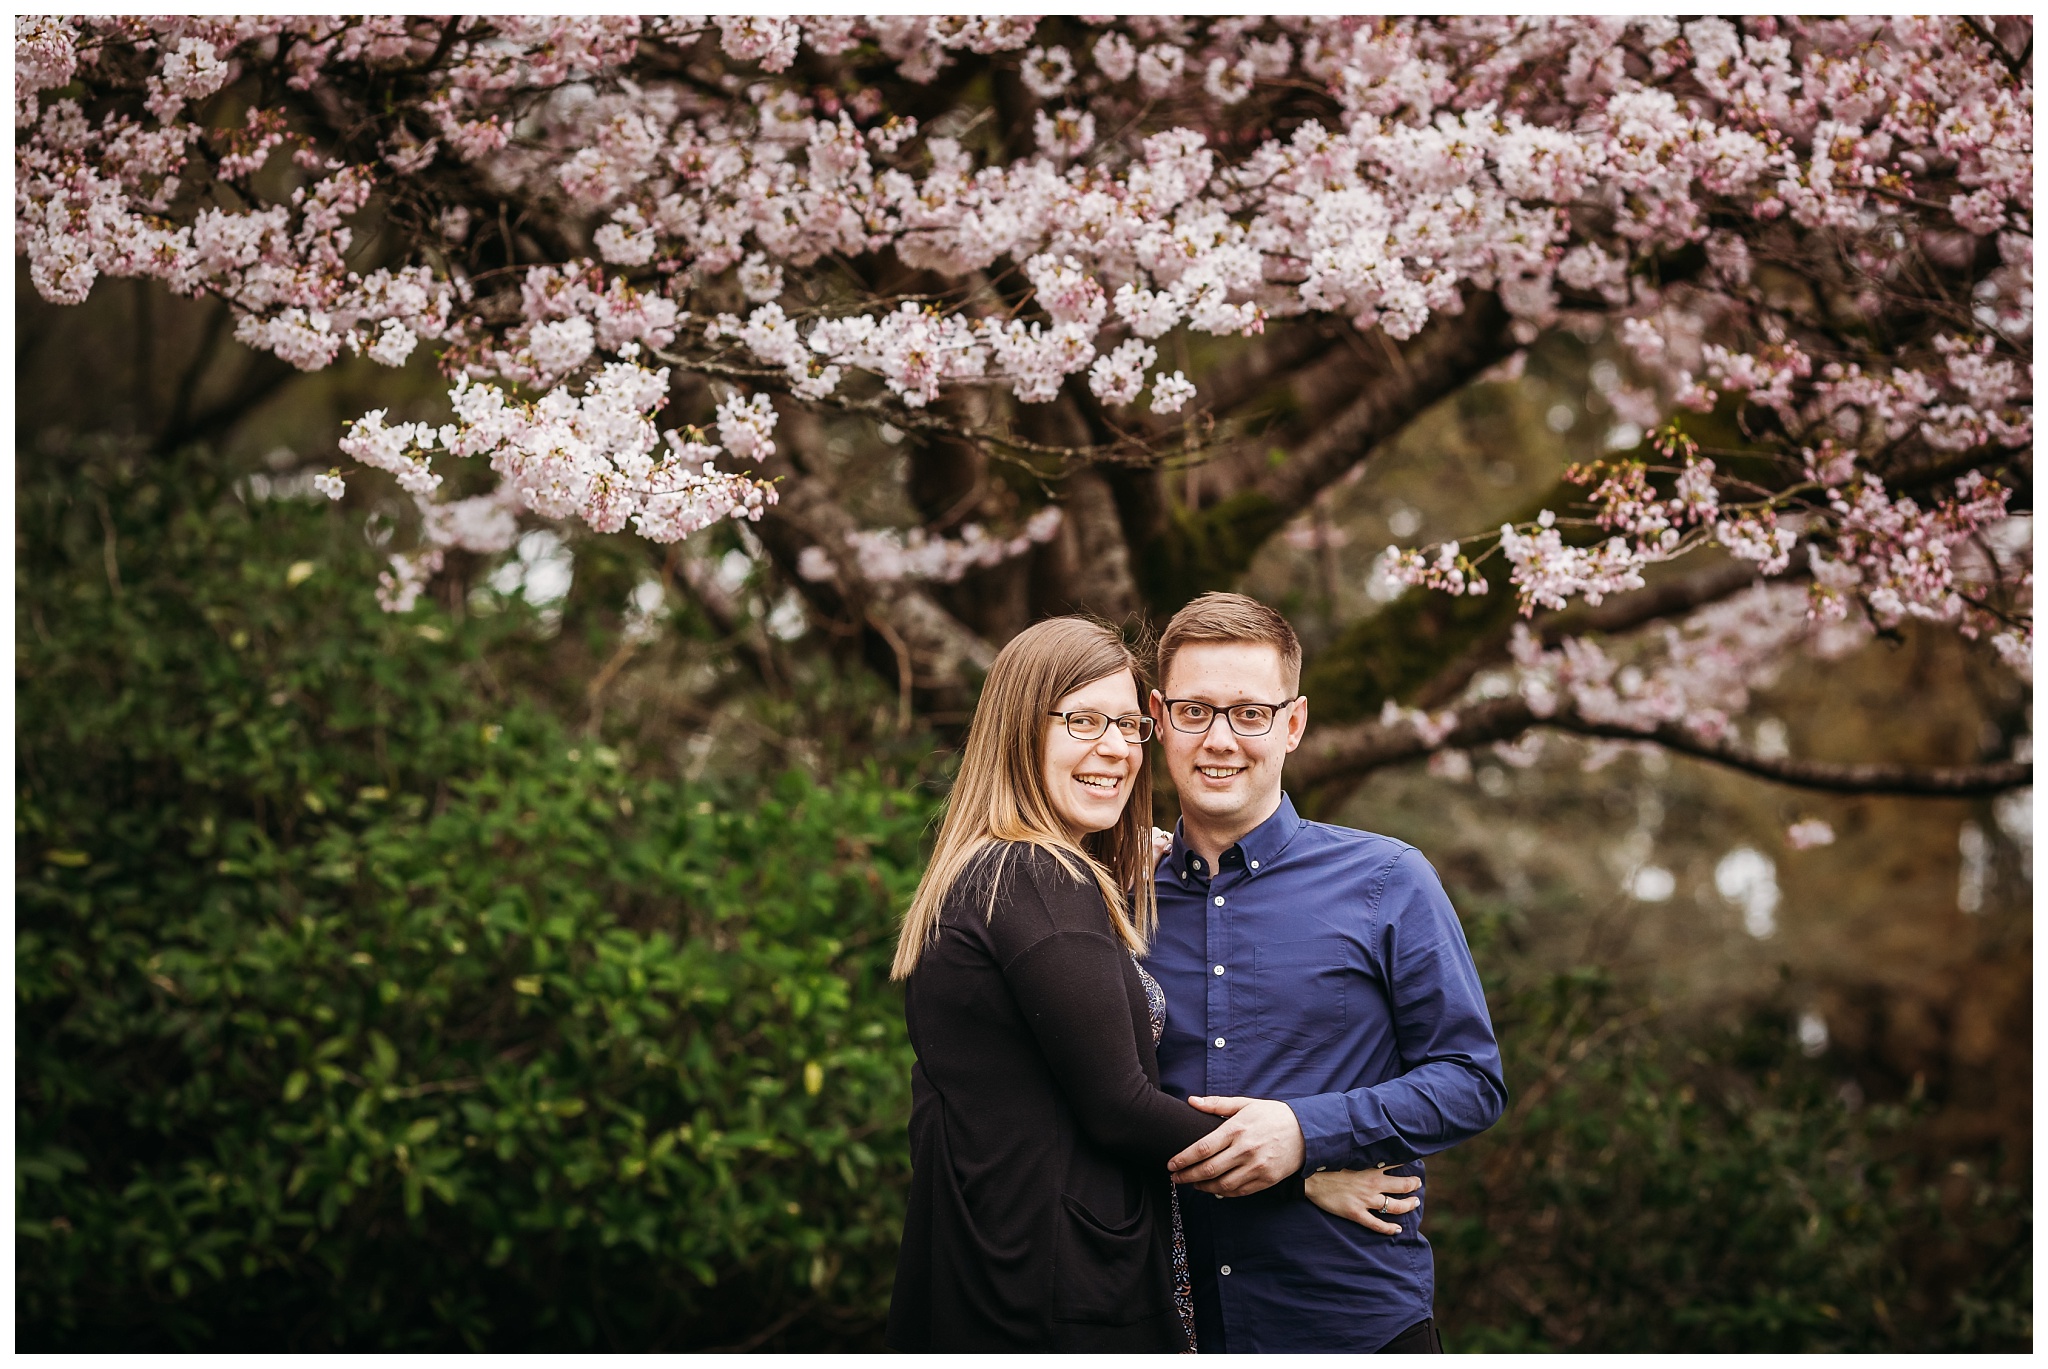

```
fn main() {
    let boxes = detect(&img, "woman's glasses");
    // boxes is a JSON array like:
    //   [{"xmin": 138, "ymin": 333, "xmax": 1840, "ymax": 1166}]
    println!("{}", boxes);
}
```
[
  {"xmin": 1158, "ymin": 698, "xmax": 1298, "ymax": 737},
  {"xmin": 1047, "ymin": 710, "xmax": 1156, "ymax": 743}
]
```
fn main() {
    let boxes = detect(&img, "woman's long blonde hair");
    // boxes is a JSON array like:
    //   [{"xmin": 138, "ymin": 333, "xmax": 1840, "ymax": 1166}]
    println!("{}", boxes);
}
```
[{"xmin": 891, "ymin": 616, "xmax": 1156, "ymax": 980}]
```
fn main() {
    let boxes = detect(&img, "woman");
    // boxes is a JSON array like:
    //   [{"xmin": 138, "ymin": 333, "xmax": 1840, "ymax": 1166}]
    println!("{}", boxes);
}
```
[{"xmin": 886, "ymin": 617, "xmax": 1418, "ymax": 1352}]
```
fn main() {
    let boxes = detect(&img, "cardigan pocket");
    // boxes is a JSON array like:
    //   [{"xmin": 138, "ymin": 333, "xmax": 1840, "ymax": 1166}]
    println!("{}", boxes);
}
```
[
  {"xmin": 1051, "ymin": 1186, "xmax": 1155, "ymax": 1323},
  {"xmin": 1060, "ymin": 1188, "xmax": 1146, "ymax": 1237}
]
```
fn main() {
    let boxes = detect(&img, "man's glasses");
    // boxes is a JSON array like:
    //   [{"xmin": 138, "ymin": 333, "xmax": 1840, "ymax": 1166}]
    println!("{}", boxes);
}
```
[
  {"xmin": 1047, "ymin": 710, "xmax": 1156, "ymax": 743},
  {"xmin": 1158, "ymin": 698, "xmax": 1299, "ymax": 737}
]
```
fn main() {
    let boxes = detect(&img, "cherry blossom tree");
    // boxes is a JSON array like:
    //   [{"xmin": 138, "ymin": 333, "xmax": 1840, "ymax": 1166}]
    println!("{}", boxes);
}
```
[{"xmin": 17, "ymin": 15, "xmax": 2032, "ymax": 801}]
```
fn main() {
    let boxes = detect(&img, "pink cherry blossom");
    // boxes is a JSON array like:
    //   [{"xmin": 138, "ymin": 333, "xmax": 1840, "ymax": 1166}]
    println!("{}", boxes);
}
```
[
  {"xmin": 1088, "ymin": 339, "xmax": 1158, "ymax": 406},
  {"xmin": 1021, "ymin": 45, "xmax": 1075, "ymax": 100},
  {"xmin": 800, "ymin": 508, "xmax": 1065, "ymax": 585},
  {"xmin": 1150, "ymin": 371, "xmax": 1197, "ymax": 415},
  {"xmin": 7, "ymin": 13, "xmax": 2025, "ymax": 689}
]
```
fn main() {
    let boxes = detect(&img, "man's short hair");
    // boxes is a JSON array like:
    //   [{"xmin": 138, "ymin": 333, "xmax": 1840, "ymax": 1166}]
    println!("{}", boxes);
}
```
[{"xmin": 1156, "ymin": 592, "xmax": 1303, "ymax": 695}]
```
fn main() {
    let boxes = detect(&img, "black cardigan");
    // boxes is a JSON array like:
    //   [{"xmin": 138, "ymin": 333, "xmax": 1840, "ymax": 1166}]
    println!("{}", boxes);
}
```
[{"xmin": 886, "ymin": 843, "xmax": 1222, "ymax": 1352}]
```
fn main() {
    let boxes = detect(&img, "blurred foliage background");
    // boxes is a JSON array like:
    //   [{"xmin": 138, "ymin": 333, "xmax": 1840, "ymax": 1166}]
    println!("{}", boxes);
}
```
[{"xmin": 16, "ymin": 275, "xmax": 2030, "ymax": 1351}]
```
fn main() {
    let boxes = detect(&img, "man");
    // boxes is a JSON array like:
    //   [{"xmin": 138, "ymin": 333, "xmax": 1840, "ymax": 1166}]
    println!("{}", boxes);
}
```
[{"xmin": 1144, "ymin": 592, "xmax": 1507, "ymax": 1353}]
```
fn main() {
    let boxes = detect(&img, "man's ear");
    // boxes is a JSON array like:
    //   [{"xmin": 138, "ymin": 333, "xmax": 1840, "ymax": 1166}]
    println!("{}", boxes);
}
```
[
  {"xmin": 1148, "ymin": 688, "xmax": 1166, "ymax": 722},
  {"xmin": 1284, "ymin": 694, "xmax": 1308, "ymax": 754}
]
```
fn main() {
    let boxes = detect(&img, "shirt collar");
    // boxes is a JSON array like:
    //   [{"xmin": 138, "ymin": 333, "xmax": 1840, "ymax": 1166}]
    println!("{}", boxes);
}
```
[{"xmin": 1169, "ymin": 791, "xmax": 1306, "ymax": 883}]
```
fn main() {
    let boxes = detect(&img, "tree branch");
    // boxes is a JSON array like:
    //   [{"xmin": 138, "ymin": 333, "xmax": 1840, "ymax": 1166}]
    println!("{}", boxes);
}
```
[
  {"xmin": 1193, "ymin": 320, "xmax": 1346, "ymax": 427},
  {"xmin": 664, "ymin": 350, "xmax": 1193, "ymax": 474},
  {"xmin": 1291, "ymin": 696, "xmax": 1541, "ymax": 790},
  {"xmin": 668, "ymin": 545, "xmax": 787, "ymax": 693},
  {"xmin": 756, "ymin": 452, "xmax": 996, "ymax": 695},
  {"xmin": 1027, "ymin": 391, "xmax": 1144, "ymax": 623},
  {"xmin": 1249, "ymin": 292, "xmax": 1514, "ymax": 516},
  {"xmin": 1134, "ymin": 293, "xmax": 1518, "ymax": 609},
  {"xmin": 1048, "ymin": 465, "xmax": 1143, "ymax": 622},
  {"xmin": 157, "ymin": 348, "xmax": 297, "ymax": 453},
  {"xmin": 1290, "ymin": 696, "xmax": 2033, "ymax": 799},
  {"xmin": 157, "ymin": 297, "xmax": 233, "ymax": 448},
  {"xmin": 1413, "ymin": 559, "xmax": 1777, "ymax": 708},
  {"xmin": 1558, "ymin": 716, "xmax": 2034, "ymax": 798},
  {"xmin": 1959, "ymin": 16, "xmax": 2029, "ymax": 80}
]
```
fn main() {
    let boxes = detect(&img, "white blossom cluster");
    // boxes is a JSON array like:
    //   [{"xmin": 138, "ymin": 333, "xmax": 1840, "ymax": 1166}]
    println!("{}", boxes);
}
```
[
  {"xmin": 336, "ymin": 351, "xmax": 775, "ymax": 598},
  {"xmin": 1504, "ymin": 583, "xmax": 1873, "ymax": 742},
  {"xmin": 11, "ymin": 14, "xmax": 2030, "ymax": 650},
  {"xmin": 799, "ymin": 507, "xmax": 1065, "ymax": 585}
]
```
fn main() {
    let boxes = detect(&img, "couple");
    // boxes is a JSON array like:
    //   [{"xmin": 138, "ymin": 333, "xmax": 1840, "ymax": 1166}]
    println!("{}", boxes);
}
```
[{"xmin": 886, "ymin": 593, "xmax": 1507, "ymax": 1353}]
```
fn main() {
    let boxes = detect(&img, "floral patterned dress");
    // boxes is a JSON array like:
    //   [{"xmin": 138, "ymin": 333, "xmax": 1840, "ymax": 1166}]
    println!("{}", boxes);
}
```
[{"xmin": 1133, "ymin": 955, "xmax": 1197, "ymax": 1353}]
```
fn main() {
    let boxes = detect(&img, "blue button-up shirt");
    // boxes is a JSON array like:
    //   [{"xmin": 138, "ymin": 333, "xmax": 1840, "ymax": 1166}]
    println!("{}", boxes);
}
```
[{"xmin": 1147, "ymin": 793, "xmax": 1506, "ymax": 1353}]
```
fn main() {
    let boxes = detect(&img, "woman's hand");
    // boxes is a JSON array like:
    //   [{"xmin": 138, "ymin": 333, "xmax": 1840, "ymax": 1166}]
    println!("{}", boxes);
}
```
[{"xmin": 1305, "ymin": 1166, "xmax": 1421, "ymax": 1236}]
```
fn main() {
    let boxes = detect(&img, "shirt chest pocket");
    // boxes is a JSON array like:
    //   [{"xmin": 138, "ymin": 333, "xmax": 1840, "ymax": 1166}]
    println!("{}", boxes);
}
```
[{"xmin": 1249, "ymin": 936, "xmax": 1350, "ymax": 1052}]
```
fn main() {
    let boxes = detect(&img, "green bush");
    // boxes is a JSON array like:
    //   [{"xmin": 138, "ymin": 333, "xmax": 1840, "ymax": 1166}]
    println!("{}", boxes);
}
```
[
  {"xmin": 17, "ymin": 441, "xmax": 933, "ymax": 1349},
  {"xmin": 1429, "ymin": 932, "xmax": 2032, "ymax": 1353}
]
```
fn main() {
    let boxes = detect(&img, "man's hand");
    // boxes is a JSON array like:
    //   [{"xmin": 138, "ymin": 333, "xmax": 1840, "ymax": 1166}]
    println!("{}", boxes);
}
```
[{"xmin": 1168, "ymin": 1097, "xmax": 1305, "ymax": 1197}]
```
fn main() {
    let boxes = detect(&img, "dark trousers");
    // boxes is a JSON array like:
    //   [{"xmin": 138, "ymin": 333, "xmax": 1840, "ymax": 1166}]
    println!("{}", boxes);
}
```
[{"xmin": 1378, "ymin": 1317, "xmax": 1443, "ymax": 1353}]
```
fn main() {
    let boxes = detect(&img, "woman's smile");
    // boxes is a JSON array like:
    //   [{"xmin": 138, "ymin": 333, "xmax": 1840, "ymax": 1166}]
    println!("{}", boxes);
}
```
[{"xmin": 1044, "ymin": 668, "xmax": 1144, "ymax": 837}]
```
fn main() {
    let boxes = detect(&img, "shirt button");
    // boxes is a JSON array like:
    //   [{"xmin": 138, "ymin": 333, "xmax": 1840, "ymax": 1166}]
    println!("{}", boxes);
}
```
[
  {"xmin": 1213, "ymin": 1037, "xmax": 1226, "ymax": 1048},
  {"xmin": 1250, "ymin": 860, "xmax": 1259, "ymax": 869},
  {"xmin": 1220, "ymin": 1265, "xmax": 1232, "ymax": 1276},
  {"xmin": 1214, "ymin": 896, "xmax": 1225, "ymax": 906},
  {"xmin": 1213, "ymin": 964, "xmax": 1225, "ymax": 975}
]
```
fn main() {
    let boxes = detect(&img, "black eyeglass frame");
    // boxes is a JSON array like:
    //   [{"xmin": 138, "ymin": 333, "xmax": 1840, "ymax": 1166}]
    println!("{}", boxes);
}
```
[
  {"xmin": 1046, "ymin": 710, "xmax": 1156, "ymax": 743},
  {"xmin": 1156, "ymin": 696, "xmax": 1302, "ymax": 737}
]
